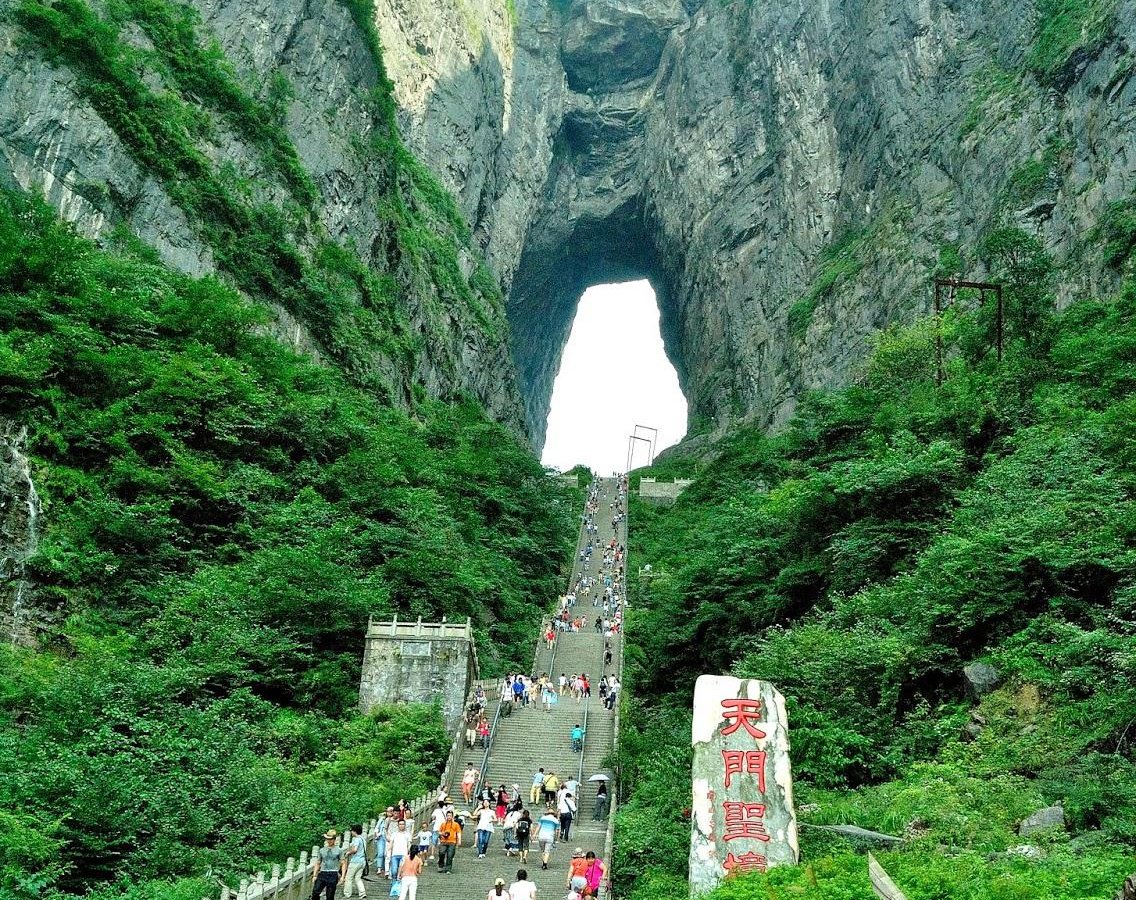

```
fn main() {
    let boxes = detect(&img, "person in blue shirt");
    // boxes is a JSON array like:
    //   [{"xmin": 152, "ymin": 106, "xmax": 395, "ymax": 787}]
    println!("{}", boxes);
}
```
[
  {"xmin": 571, "ymin": 724, "xmax": 585, "ymax": 752},
  {"xmin": 537, "ymin": 805, "xmax": 560, "ymax": 870}
]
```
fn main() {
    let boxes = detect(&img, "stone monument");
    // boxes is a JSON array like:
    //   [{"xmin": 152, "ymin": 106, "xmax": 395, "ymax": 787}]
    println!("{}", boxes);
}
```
[
  {"xmin": 690, "ymin": 675, "xmax": 799, "ymax": 893},
  {"xmin": 359, "ymin": 616, "xmax": 479, "ymax": 735}
]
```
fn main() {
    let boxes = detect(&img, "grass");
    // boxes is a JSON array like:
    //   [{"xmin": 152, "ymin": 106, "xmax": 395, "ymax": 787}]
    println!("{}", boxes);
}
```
[
  {"xmin": 1028, "ymin": 0, "xmax": 1119, "ymax": 79},
  {"xmin": 790, "ymin": 228, "xmax": 868, "ymax": 341}
]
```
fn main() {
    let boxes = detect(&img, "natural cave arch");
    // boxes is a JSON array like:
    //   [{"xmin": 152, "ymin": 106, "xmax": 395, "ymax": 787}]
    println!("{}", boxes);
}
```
[{"xmin": 506, "ymin": 195, "xmax": 688, "ymax": 451}]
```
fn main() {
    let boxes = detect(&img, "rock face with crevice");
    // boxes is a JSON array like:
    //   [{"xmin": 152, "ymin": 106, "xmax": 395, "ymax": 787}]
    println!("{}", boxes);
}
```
[
  {"xmin": 378, "ymin": 0, "xmax": 1136, "ymax": 446},
  {"xmin": 3, "ymin": 0, "xmax": 1136, "ymax": 448}
]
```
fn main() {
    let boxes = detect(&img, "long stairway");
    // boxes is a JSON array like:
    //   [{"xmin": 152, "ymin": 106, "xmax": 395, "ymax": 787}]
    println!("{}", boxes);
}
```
[{"xmin": 422, "ymin": 477, "xmax": 626, "ymax": 900}]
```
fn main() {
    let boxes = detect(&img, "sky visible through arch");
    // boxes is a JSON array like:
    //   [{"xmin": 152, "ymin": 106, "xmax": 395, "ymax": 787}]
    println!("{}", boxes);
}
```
[{"xmin": 541, "ymin": 280, "xmax": 688, "ymax": 475}]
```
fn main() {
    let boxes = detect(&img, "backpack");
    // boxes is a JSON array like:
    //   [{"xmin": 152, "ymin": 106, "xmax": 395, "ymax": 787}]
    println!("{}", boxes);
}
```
[{"xmin": 515, "ymin": 818, "xmax": 531, "ymax": 839}]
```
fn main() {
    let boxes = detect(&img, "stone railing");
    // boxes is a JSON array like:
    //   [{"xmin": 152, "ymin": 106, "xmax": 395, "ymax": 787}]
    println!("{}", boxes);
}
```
[
  {"xmin": 637, "ymin": 477, "xmax": 692, "ymax": 504},
  {"xmin": 214, "ymin": 674, "xmax": 499, "ymax": 900}
]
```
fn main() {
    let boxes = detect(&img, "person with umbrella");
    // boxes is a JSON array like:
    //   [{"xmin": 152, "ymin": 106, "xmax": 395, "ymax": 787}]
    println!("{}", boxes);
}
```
[{"xmin": 593, "ymin": 780, "xmax": 609, "ymax": 820}]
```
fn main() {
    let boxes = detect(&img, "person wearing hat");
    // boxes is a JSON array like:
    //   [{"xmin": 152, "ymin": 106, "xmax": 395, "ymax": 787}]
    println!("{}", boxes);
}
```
[
  {"xmin": 487, "ymin": 877, "xmax": 512, "ymax": 900},
  {"xmin": 536, "ymin": 805, "xmax": 559, "ymax": 870},
  {"xmin": 566, "ymin": 848, "xmax": 588, "ymax": 893},
  {"xmin": 310, "ymin": 829, "xmax": 347, "ymax": 900}
]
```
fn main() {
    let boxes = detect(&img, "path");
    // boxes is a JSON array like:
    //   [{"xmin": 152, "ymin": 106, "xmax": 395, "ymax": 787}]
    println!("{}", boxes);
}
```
[{"xmin": 417, "ymin": 477, "xmax": 627, "ymax": 900}]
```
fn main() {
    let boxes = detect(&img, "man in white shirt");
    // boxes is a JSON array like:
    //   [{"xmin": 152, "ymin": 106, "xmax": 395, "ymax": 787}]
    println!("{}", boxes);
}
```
[
  {"xmin": 429, "ymin": 803, "xmax": 447, "ymax": 861},
  {"xmin": 557, "ymin": 791, "xmax": 577, "ymax": 841},
  {"xmin": 509, "ymin": 869, "xmax": 537, "ymax": 900},
  {"xmin": 388, "ymin": 820, "xmax": 411, "ymax": 881}
]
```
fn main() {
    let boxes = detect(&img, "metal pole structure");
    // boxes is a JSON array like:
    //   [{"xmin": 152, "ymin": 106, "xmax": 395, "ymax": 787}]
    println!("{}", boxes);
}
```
[
  {"xmin": 934, "ymin": 280, "xmax": 944, "ymax": 387},
  {"xmin": 633, "ymin": 425, "xmax": 659, "ymax": 466},
  {"xmin": 995, "ymin": 284, "xmax": 1004, "ymax": 360},
  {"xmin": 933, "ymin": 277, "xmax": 1005, "ymax": 381},
  {"xmin": 626, "ymin": 435, "xmax": 652, "ymax": 473}
]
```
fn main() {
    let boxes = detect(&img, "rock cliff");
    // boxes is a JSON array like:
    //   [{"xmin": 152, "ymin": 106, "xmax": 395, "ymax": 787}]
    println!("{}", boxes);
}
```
[
  {"xmin": 0, "ymin": 0, "xmax": 527, "ymax": 430},
  {"xmin": 3, "ymin": 0, "xmax": 1135, "ymax": 448},
  {"xmin": 377, "ymin": 0, "xmax": 1136, "ymax": 444}
]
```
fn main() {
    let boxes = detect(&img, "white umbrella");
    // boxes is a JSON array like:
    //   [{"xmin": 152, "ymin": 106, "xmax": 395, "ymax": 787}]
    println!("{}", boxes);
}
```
[{"xmin": 588, "ymin": 773, "xmax": 610, "ymax": 782}]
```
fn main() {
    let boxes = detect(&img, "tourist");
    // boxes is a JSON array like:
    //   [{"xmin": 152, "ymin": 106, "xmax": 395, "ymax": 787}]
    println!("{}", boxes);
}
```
[
  {"xmin": 557, "ymin": 791, "xmax": 577, "ymax": 841},
  {"xmin": 389, "ymin": 820, "xmax": 411, "ymax": 883},
  {"xmin": 571, "ymin": 723, "xmax": 585, "ymax": 752},
  {"xmin": 509, "ymin": 869, "xmax": 537, "ymax": 900},
  {"xmin": 429, "ymin": 801, "xmax": 447, "ymax": 861},
  {"xmin": 310, "ymin": 829, "xmax": 346, "ymax": 900},
  {"xmin": 476, "ymin": 798, "xmax": 496, "ymax": 858},
  {"xmin": 503, "ymin": 804, "xmax": 521, "ymax": 856},
  {"xmin": 530, "ymin": 768, "xmax": 545, "ymax": 804},
  {"xmin": 566, "ymin": 848, "xmax": 588, "ymax": 893},
  {"xmin": 593, "ymin": 782, "xmax": 609, "ymax": 820},
  {"xmin": 488, "ymin": 877, "xmax": 511, "ymax": 900},
  {"xmin": 396, "ymin": 847, "xmax": 423, "ymax": 900},
  {"xmin": 437, "ymin": 810, "xmax": 462, "ymax": 873},
  {"xmin": 583, "ymin": 851, "xmax": 605, "ymax": 897},
  {"xmin": 515, "ymin": 810, "xmax": 533, "ymax": 864},
  {"xmin": 374, "ymin": 809, "xmax": 393, "ymax": 877},
  {"xmin": 415, "ymin": 821, "xmax": 432, "ymax": 862},
  {"xmin": 343, "ymin": 825, "xmax": 367, "ymax": 899},
  {"xmin": 466, "ymin": 706, "xmax": 480, "ymax": 749},
  {"xmin": 462, "ymin": 762, "xmax": 480, "ymax": 804},
  {"xmin": 537, "ymin": 805, "xmax": 559, "ymax": 870},
  {"xmin": 496, "ymin": 784, "xmax": 509, "ymax": 823},
  {"xmin": 541, "ymin": 770, "xmax": 559, "ymax": 805}
]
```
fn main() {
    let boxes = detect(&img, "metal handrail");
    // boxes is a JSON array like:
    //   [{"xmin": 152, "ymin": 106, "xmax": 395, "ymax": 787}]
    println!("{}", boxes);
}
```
[{"xmin": 473, "ymin": 476, "xmax": 594, "ymax": 806}]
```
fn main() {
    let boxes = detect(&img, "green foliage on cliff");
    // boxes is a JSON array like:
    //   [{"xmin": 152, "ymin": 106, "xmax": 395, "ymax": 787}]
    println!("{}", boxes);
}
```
[
  {"xmin": 789, "ymin": 229, "xmax": 867, "ymax": 341},
  {"xmin": 617, "ymin": 225, "xmax": 1136, "ymax": 897},
  {"xmin": 12, "ymin": 0, "xmax": 505, "ymax": 388},
  {"xmin": 1029, "ymin": 0, "xmax": 1118, "ymax": 79},
  {"xmin": 0, "ymin": 188, "xmax": 576, "ymax": 898}
]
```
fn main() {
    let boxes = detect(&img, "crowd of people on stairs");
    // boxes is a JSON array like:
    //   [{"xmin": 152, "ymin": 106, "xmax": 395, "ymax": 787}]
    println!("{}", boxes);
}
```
[{"xmin": 308, "ymin": 477, "xmax": 629, "ymax": 900}]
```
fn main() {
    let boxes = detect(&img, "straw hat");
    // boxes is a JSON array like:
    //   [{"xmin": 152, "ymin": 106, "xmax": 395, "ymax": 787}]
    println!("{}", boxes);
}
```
[{"xmin": 324, "ymin": 829, "xmax": 338, "ymax": 840}]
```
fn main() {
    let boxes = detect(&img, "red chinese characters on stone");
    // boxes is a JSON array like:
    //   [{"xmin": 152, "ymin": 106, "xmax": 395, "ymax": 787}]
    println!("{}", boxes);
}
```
[
  {"xmin": 722, "ymin": 802, "xmax": 771, "ymax": 842},
  {"xmin": 722, "ymin": 749, "xmax": 767, "ymax": 792},
  {"xmin": 720, "ymin": 698, "xmax": 768, "ymax": 740},
  {"xmin": 722, "ymin": 851, "xmax": 768, "ymax": 876}
]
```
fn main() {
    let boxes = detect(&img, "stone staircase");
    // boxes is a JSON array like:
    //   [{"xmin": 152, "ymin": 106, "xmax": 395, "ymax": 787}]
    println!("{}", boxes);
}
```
[{"xmin": 413, "ymin": 477, "xmax": 625, "ymax": 900}]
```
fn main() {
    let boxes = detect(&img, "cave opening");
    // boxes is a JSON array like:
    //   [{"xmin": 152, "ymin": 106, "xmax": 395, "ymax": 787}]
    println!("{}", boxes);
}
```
[{"xmin": 541, "ymin": 280, "xmax": 687, "ymax": 475}]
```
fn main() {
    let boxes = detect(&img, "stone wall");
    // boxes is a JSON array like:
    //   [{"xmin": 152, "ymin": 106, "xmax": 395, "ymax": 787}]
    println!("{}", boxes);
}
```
[
  {"xmin": 359, "ymin": 617, "xmax": 479, "ymax": 734},
  {"xmin": 639, "ymin": 477, "xmax": 692, "ymax": 505}
]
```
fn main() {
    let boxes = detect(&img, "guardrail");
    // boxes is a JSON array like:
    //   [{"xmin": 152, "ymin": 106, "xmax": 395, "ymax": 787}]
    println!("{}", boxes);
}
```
[{"xmin": 214, "ymin": 485, "xmax": 604, "ymax": 900}]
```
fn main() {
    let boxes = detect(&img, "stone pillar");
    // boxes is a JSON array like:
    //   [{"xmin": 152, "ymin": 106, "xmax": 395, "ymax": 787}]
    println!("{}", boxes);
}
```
[
  {"xmin": 690, "ymin": 675, "xmax": 799, "ymax": 894},
  {"xmin": 358, "ymin": 618, "xmax": 478, "ymax": 734}
]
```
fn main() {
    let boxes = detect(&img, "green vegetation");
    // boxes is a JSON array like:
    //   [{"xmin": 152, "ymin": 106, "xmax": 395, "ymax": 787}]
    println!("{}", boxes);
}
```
[
  {"xmin": 616, "ymin": 219, "xmax": 1136, "ymax": 897},
  {"xmin": 1001, "ymin": 138, "xmax": 1068, "ymax": 212},
  {"xmin": 13, "ymin": 0, "xmax": 502, "ymax": 391},
  {"xmin": 960, "ymin": 62, "xmax": 1023, "ymax": 138},
  {"xmin": 0, "ymin": 187, "xmax": 576, "ymax": 899},
  {"xmin": 789, "ymin": 229, "xmax": 867, "ymax": 341},
  {"xmin": 1029, "ymin": 0, "xmax": 1119, "ymax": 79}
]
